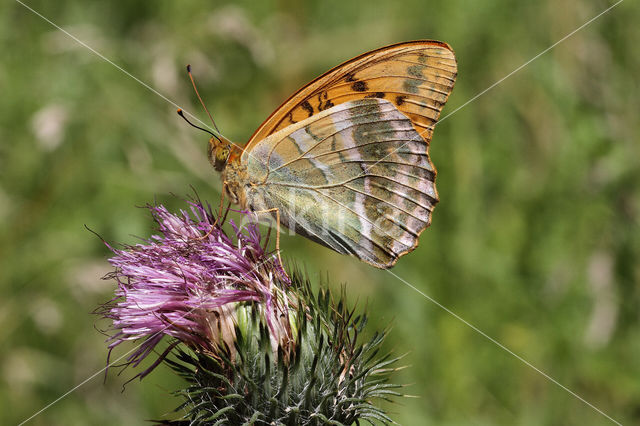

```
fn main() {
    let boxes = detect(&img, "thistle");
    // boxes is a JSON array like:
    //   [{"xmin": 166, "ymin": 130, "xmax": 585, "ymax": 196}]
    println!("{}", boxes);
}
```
[{"xmin": 99, "ymin": 200, "xmax": 403, "ymax": 424}]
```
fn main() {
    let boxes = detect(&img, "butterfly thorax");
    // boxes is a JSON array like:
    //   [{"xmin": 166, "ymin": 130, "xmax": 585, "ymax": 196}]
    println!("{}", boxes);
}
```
[
  {"xmin": 219, "ymin": 146, "xmax": 249, "ymax": 208},
  {"xmin": 206, "ymin": 135, "xmax": 248, "ymax": 207}
]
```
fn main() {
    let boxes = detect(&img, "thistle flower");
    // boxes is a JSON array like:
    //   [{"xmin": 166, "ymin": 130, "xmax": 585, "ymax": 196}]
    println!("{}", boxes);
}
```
[
  {"xmin": 99, "ymin": 202, "xmax": 293, "ymax": 377},
  {"xmin": 99, "ymin": 200, "xmax": 403, "ymax": 424}
]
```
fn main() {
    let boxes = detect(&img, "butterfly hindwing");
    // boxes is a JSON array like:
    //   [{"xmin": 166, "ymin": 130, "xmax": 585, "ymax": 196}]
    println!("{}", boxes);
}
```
[{"xmin": 243, "ymin": 98, "xmax": 437, "ymax": 268}]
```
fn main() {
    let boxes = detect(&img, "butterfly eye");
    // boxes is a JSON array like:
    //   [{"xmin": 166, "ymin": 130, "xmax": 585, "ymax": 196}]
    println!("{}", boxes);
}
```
[
  {"xmin": 213, "ymin": 145, "xmax": 230, "ymax": 171},
  {"xmin": 217, "ymin": 147, "xmax": 229, "ymax": 160}
]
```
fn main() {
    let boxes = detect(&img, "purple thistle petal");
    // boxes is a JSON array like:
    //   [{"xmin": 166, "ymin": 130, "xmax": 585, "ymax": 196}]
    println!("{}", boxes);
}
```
[{"xmin": 99, "ymin": 201, "xmax": 291, "ymax": 376}]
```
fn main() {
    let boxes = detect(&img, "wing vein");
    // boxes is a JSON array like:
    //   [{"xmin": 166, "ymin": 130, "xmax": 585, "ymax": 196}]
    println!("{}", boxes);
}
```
[
  {"xmin": 266, "ymin": 168, "xmax": 436, "ymax": 192},
  {"xmin": 269, "ymin": 121, "xmax": 416, "ymax": 173},
  {"xmin": 313, "ymin": 189, "xmax": 408, "ymax": 250},
  {"xmin": 343, "ymin": 184, "xmax": 428, "ymax": 222},
  {"xmin": 265, "ymin": 101, "xmax": 407, "ymax": 169},
  {"xmin": 325, "ymin": 76, "xmax": 454, "ymax": 96},
  {"xmin": 302, "ymin": 138, "xmax": 424, "ymax": 161},
  {"xmin": 368, "ymin": 179, "xmax": 437, "ymax": 208}
]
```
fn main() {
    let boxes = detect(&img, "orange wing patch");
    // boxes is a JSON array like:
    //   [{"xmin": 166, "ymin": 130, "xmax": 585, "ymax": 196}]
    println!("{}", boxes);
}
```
[{"xmin": 246, "ymin": 40, "xmax": 457, "ymax": 149}]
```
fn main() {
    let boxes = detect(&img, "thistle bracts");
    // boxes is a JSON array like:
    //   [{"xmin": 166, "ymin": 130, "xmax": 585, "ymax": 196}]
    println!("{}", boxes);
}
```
[{"xmin": 164, "ymin": 270, "xmax": 402, "ymax": 425}]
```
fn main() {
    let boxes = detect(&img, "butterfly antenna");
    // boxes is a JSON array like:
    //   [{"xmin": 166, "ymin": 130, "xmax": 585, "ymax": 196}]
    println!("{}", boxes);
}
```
[
  {"xmin": 176, "ymin": 108, "xmax": 220, "ymax": 141},
  {"xmin": 187, "ymin": 64, "xmax": 220, "ymax": 134}
]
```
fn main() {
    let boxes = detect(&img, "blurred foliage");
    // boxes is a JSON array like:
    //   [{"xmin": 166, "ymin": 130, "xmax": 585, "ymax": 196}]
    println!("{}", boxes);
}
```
[{"xmin": 1, "ymin": 0, "xmax": 639, "ymax": 424}]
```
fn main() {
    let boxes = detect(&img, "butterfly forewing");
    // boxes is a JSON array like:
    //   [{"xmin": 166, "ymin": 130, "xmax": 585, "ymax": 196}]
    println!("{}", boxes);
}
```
[
  {"xmin": 243, "ymin": 98, "xmax": 438, "ymax": 268},
  {"xmin": 246, "ymin": 40, "xmax": 457, "ymax": 148}
]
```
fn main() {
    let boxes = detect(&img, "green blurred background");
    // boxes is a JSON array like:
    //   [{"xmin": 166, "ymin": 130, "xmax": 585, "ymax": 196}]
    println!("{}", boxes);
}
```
[{"xmin": 2, "ymin": 0, "xmax": 639, "ymax": 424}]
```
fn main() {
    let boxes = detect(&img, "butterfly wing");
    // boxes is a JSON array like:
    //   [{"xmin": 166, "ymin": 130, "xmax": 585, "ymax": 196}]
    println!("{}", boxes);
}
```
[
  {"xmin": 243, "ymin": 98, "xmax": 438, "ymax": 268},
  {"xmin": 245, "ymin": 40, "xmax": 457, "ymax": 150}
]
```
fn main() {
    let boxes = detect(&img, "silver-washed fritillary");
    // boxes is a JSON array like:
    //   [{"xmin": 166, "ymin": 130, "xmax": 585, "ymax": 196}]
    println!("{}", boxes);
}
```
[{"xmin": 186, "ymin": 40, "xmax": 457, "ymax": 268}]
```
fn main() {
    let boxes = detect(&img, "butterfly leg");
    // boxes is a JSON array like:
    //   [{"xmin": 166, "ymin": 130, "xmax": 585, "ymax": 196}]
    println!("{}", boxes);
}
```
[
  {"xmin": 252, "ymin": 207, "xmax": 286, "ymax": 274},
  {"xmin": 263, "ymin": 221, "xmax": 273, "ymax": 252},
  {"xmin": 217, "ymin": 183, "xmax": 228, "ymax": 220},
  {"xmin": 194, "ymin": 185, "xmax": 227, "ymax": 241}
]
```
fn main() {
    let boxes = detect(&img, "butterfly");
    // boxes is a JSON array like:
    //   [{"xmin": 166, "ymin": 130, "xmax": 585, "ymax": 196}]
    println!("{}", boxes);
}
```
[{"xmin": 180, "ymin": 40, "xmax": 457, "ymax": 268}]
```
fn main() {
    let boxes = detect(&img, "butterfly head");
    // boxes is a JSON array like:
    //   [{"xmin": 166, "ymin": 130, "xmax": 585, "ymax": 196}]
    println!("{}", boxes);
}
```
[
  {"xmin": 176, "ymin": 108, "xmax": 235, "ymax": 172},
  {"xmin": 208, "ymin": 135, "xmax": 233, "ymax": 172}
]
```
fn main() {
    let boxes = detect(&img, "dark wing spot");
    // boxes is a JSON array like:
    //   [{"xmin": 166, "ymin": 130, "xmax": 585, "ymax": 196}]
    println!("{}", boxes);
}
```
[
  {"xmin": 395, "ymin": 95, "xmax": 407, "ymax": 105},
  {"xmin": 286, "ymin": 111, "xmax": 297, "ymax": 124},
  {"xmin": 315, "ymin": 92, "xmax": 336, "ymax": 111},
  {"xmin": 351, "ymin": 80, "xmax": 368, "ymax": 92},
  {"xmin": 344, "ymin": 72, "xmax": 357, "ymax": 82},
  {"xmin": 300, "ymin": 100, "xmax": 314, "ymax": 117},
  {"xmin": 402, "ymin": 79, "xmax": 421, "ymax": 94},
  {"xmin": 407, "ymin": 64, "xmax": 424, "ymax": 78},
  {"xmin": 365, "ymin": 92, "xmax": 386, "ymax": 99}
]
